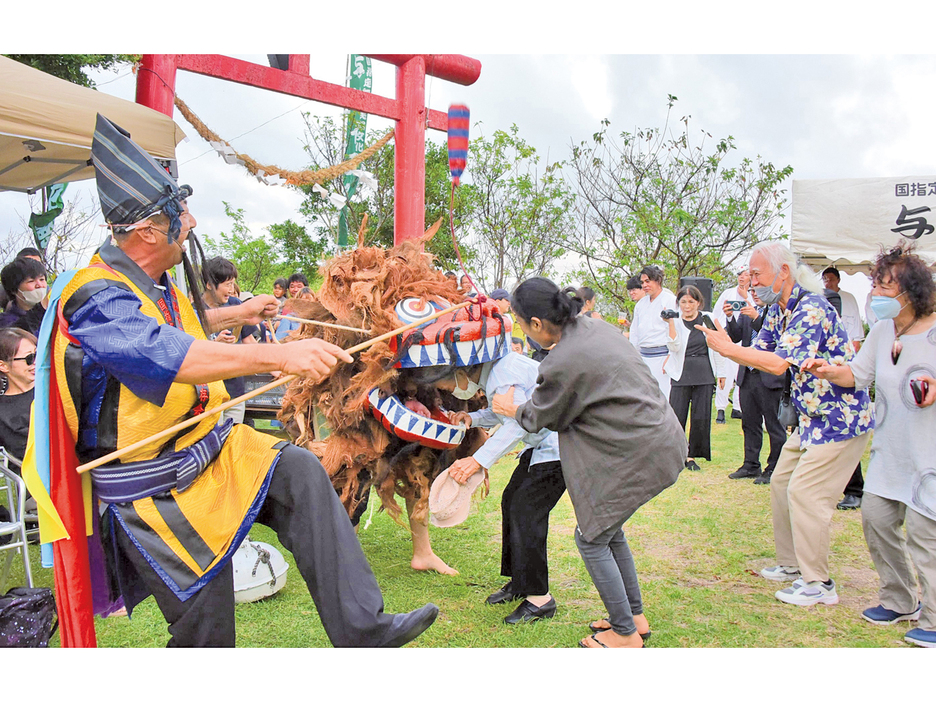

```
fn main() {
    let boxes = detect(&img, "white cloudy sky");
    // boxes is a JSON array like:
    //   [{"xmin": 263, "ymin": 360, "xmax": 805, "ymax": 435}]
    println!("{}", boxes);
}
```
[{"xmin": 5, "ymin": 7, "xmax": 936, "ymax": 309}]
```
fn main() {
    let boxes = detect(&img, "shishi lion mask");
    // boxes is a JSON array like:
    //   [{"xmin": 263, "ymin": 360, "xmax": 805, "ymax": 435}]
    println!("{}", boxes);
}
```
[
  {"xmin": 276, "ymin": 226, "xmax": 510, "ymax": 524},
  {"xmin": 366, "ymin": 296, "xmax": 511, "ymax": 449}
]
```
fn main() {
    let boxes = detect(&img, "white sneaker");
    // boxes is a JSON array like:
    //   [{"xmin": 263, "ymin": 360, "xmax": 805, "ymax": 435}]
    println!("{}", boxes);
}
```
[
  {"xmin": 775, "ymin": 578, "xmax": 839, "ymax": 606},
  {"xmin": 759, "ymin": 565, "xmax": 802, "ymax": 582}
]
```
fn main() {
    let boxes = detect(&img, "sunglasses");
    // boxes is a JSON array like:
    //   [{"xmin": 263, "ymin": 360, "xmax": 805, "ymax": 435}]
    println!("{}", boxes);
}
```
[{"xmin": 12, "ymin": 352, "xmax": 36, "ymax": 366}]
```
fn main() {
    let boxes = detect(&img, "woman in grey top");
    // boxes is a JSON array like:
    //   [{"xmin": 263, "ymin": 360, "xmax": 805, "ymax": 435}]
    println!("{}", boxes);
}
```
[
  {"xmin": 803, "ymin": 244, "xmax": 936, "ymax": 648},
  {"xmin": 493, "ymin": 277, "xmax": 687, "ymax": 648}
]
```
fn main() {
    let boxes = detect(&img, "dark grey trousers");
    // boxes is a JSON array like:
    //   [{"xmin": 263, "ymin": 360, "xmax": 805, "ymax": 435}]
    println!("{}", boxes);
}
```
[
  {"xmin": 117, "ymin": 443, "xmax": 398, "ymax": 647},
  {"xmin": 574, "ymin": 516, "xmax": 643, "ymax": 636}
]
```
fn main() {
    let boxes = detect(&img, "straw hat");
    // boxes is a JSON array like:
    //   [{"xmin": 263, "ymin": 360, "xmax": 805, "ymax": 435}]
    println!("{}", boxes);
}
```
[{"xmin": 428, "ymin": 467, "xmax": 485, "ymax": 527}]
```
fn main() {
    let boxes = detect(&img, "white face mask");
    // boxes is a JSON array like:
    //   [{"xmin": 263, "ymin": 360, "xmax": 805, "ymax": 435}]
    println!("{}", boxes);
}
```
[
  {"xmin": 17, "ymin": 287, "xmax": 45, "ymax": 307},
  {"xmin": 452, "ymin": 371, "xmax": 483, "ymax": 400}
]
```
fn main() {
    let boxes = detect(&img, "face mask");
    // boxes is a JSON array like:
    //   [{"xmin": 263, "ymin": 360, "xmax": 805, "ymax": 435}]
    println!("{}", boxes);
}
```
[
  {"xmin": 869, "ymin": 292, "xmax": 906, "ymax": 320},
  {"xmin": 452, "ymin": 371, "xmax": 483, "ymax": 400},
  {"xmin": 17, "ymin": 287, "xmax": 45, "ymax": 307},
  {"xmin": 752, "ymin": 272, "xmax": 782, "ymax": 307}
]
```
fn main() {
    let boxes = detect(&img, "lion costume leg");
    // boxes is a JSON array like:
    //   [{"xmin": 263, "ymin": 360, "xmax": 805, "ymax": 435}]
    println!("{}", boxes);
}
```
[{"xmin": 406, "ymin": 495, "xmax": 458, "ymax": 575}]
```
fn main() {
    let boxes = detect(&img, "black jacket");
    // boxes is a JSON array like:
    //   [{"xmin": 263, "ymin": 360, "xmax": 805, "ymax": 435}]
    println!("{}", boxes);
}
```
[{"xmin": 725, "ymin": 309, "xmax": 786, "ymax": 390}]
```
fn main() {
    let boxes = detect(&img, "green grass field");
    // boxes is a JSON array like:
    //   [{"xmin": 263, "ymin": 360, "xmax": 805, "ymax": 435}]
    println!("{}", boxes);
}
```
[{"xmin": 3, "ymin": 412, "xmax": 915, "ymax": 648}]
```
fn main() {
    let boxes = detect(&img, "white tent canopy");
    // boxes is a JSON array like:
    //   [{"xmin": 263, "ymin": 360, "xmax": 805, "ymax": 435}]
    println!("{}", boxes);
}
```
[
  {"xmin": 0, "ymin": 56, "xmax": 185, "ymax": 195},
  {"xmin": 791, "ymin": 176, "xmax": 936, "ymax": 273}
]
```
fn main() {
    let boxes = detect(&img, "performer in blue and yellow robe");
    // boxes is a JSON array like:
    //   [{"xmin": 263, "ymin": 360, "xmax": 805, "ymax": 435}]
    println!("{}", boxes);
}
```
[{"xmin": 23, "ymin": 114, "xmax": 438, "ymax": 648}]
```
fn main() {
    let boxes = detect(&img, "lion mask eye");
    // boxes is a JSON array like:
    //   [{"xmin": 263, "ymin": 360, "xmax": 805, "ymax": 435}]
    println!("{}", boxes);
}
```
[{"xmin": 394, "ymin": 298, "xmax": 448, "ymax": 326}]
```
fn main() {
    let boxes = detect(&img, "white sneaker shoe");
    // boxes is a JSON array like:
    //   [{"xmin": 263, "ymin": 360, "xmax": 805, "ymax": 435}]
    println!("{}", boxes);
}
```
[
  {"xmin": 759, "ymin": 565, "xmax": 802, "ymax": 582},
  {"xmin": 775, "ymin": 578, "xmax": 839, "ymax": 606}
]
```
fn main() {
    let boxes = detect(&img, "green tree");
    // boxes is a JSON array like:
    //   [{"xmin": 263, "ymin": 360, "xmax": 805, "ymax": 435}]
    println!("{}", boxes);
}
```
[
  {"xmin": 4, "ymin": 54, "xmax": 140, "ymax": 88},
  {"xmin": 563, "ymin": 95, "xmax": 793, "ymax": 314},
  {"xmin": 460, "ymin": 125, "xmax": 571, "ymax": 291},
  {"xmin": 202, "ymin": 202, "xmax": 293, "ymax": 293},
  {"xmin": 267, "ymin": 218, "xmax": 327, "ymax": 286},
  {"xmin": 296, "ymin": 114, "xmax": 472, "ymax": 271}
]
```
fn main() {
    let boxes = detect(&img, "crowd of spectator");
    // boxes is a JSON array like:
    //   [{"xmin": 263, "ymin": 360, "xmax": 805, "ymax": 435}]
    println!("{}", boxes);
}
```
[
  {"xmin": 486, "ymin": 240, "xmax": 934, "ymax": 646},
  {"xmin": 4, "ymin": 237, "xmax": 933, "ymax": 647}
]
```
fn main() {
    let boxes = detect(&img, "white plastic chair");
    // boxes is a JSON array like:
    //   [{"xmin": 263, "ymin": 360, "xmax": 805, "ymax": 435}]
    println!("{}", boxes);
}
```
[{"xmin": 0, "ymin": 447, "xmax": 33, "ymax": 590}]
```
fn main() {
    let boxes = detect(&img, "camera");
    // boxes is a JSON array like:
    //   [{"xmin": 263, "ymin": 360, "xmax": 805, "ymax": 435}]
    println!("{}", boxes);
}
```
[
  {"xmin": 660, "ymin": 308, "xmax": 679, "ymax": 320},
  {"xmin": 728, "ymin": 300, "xmax": 748, "ymax": 312}
]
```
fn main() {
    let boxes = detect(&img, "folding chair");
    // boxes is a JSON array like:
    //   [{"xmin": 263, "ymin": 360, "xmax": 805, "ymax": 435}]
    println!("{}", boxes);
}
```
[{"xmin": 0, "ymin": 447, "xmax": 33, "ymax": 590}]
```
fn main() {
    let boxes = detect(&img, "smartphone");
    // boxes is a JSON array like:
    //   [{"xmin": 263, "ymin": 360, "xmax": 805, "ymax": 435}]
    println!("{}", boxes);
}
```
[
  {"xmin": 702, "ymin": 315, "xmax": 717, "ymax": 330},
  {"xmin": 910, "ymin": 378, "xmax": 929, "ymax": 406},
  {"xmin": 729, "ymin": 300, "xmax": 748, "ymax": 312}
]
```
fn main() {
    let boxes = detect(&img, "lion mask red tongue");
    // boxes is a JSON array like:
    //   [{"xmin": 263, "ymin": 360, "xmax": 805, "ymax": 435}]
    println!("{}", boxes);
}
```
[{"xmin": 364, "ymin": 296, "xmax": 511, "ymax": 449}]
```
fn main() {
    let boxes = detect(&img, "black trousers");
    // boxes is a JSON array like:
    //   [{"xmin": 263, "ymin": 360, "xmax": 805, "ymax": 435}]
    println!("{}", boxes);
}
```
[
  {"xmin": 843, "ymin": 463, "xmax": 864, "ymax": 498},
  {"xmin": 115, "ymin": 444, "xmax": 399, "ymax": 647},
  {"xmin": 500, "ymin": 449, "xmax": 566, "ymax": 596},
  {"xmin": 668, "ymin": 383, "xmax": 714, "ymax": 461},
  {"xmin": 738, "ymin": 372, "xmax": 786, "ymax": 474}
]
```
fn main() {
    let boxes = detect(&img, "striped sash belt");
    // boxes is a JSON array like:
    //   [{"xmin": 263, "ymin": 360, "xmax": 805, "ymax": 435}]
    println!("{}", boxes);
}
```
[
  {"xmin": 639, "ymin": 345, "xmax": 669, "ymax": 358},
  {"xmin": 91, "ymin": 419, "xmax": 233, "ymax": 503}
]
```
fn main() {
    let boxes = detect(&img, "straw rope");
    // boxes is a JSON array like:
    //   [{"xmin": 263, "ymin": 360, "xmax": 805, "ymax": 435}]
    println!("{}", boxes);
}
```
[{"xmin": 173, "ymin": 96, "xmax": 394, "ymax": 187}]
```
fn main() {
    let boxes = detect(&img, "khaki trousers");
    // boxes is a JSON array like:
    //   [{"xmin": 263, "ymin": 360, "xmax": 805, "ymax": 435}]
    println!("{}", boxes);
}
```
[
  {"xmin": 770, "ymin": 429, "xmax": 871, "ymax": 583},
  {"xmin": 862, "ymin": 492, "xmax": 936, "ymax": 630}
]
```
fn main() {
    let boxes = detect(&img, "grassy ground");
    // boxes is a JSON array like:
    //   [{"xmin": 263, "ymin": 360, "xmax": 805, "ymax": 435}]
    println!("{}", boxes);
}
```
[{"xmin": 3, "ymin": 411, "xmax": 915, "ymax": 648}]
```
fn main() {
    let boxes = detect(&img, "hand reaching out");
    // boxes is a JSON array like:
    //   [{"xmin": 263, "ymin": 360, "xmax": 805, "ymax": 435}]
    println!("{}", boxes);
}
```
[
  {"xmin": 448, "ymin": 456, "xmax": 482, "ymax": 485},
  {"xmin": 492, "ymin": 386, "xmax": 519, "ymax": 418},
  {"xmin": 449, "ymin": 411, "xmax": 472, "ymax": 428}
]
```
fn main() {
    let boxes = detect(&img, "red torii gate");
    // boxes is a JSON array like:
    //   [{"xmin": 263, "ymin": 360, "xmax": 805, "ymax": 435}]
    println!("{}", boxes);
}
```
[{"xmin": 135, "ymin": 54, "xmax": 482, "ymax": 245}]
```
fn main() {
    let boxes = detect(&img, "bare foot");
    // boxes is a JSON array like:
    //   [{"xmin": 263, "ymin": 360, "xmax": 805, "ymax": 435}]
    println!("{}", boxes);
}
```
[
  {"xmin": 579, "ymin": 630, "xmax": 644, "ymax": 648},
  {"xmin": 589, "ymin": 613, "xmax": 650, "ymax": 636},
  {"xmin": 411, "ymin": 551, "xmax": 459, "ymax": 575},
  {"xmin": 406, "ymin": 497, "xmax": 458, "ymax": 574}
]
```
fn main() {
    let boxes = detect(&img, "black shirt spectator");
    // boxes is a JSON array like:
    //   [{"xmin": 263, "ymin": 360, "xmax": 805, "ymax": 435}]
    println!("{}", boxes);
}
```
[
  {"xmin": 0, "ymin": 328, "xmax": 38, "ymax": 470},
  {"xmin": 0, "ymin": 389, "xmax": 33, "ymax": 466}
]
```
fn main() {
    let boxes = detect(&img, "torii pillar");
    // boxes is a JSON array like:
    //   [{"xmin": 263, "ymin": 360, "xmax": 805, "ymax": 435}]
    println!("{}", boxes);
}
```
[{"xmin": 135, "ymin": 54, "xmax": 481, "ymax": 245}]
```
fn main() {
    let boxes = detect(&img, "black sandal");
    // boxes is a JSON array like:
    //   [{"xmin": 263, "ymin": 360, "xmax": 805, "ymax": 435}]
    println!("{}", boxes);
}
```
[
  {"xmin": 589, "ymin": 618, "xmax": 651, "ymax": 641},
  {"xmin": 578, "ymin": 632, "xmax": 645, "ymax": 649},
  {"xmin": 578, "ymin": 634, "xmax": 608, "ymax": 648}
]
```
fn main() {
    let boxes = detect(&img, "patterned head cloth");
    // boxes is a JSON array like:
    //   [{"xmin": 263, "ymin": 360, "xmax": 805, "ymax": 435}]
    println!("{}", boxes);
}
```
[{"xmin": 91, "ymin": 114, "xmax": 192, "ymax": 242}]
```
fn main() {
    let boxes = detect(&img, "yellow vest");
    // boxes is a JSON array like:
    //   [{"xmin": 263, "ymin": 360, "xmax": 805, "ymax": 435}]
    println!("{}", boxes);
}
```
[{"xmin": 55, "ymin": 254, "xmax": 282, "ymax": 596}]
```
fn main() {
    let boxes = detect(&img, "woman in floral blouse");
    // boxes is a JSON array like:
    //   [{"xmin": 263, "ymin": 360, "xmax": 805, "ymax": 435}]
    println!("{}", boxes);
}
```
[
  {"xmin": 698, "ymin": 241, "xmax": 872, "ymax": 608},
  {"xmin": 803, "ymin": 244, "xmax": 936, "ymax": 647}
]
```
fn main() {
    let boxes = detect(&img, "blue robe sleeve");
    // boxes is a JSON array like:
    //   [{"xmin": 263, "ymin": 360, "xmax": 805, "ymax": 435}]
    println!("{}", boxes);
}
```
[{"xmin": 68, "ymin": 285, "xmax": 195, "ymax": 406}]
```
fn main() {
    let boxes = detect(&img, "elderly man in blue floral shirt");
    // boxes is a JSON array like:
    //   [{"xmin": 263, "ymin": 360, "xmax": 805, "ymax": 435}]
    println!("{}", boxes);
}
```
[{"xmin": 699, "ymin": 241, "xmax": 872, "ymax": 607}]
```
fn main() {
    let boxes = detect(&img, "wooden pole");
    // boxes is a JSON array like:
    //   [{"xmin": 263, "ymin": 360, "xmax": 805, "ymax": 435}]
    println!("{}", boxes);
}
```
[
  {"xmin": 275, "ymin": 315, "xmax": 371, "ymax": 334},
  {"xmin": 76, "ymin": 300, "xmax": 472, "ymax": 474}
]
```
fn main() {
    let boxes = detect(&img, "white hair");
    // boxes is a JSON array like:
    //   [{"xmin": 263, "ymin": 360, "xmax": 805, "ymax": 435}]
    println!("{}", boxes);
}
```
[{"xmin": 751, "ymin": 241, "xmax": 823, "ymax": 294}]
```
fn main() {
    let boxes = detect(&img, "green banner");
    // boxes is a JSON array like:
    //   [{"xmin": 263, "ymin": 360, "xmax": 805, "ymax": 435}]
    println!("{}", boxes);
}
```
[
  {"xmin": 338, "ymin": 55, "xmax": 373, "ymax": 247},
  {"xmin": 28, "ymin": 182, "xmax": 67, "ymax": 251}
]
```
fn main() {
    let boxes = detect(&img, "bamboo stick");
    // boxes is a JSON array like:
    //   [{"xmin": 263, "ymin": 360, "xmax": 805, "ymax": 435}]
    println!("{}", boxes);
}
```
[
  {"xmin": 275, "ymin": 315, "xmax": 371, "ymax": 334},
  {"xmin": 76, "ymin": 300, "xmax": 472, "ymax": 474}
]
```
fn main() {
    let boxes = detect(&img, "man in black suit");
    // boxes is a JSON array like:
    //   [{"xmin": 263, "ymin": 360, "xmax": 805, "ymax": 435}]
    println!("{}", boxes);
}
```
[{"xmin": 724, "ymin": 298, "xmax": 786, "ymax": 484}]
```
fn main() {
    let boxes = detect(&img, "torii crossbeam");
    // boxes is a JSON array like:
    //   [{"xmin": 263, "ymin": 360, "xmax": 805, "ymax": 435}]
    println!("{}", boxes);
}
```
[{"xmin": 135, "ymin": 54, "xmax": 482, "ymax": 244}]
